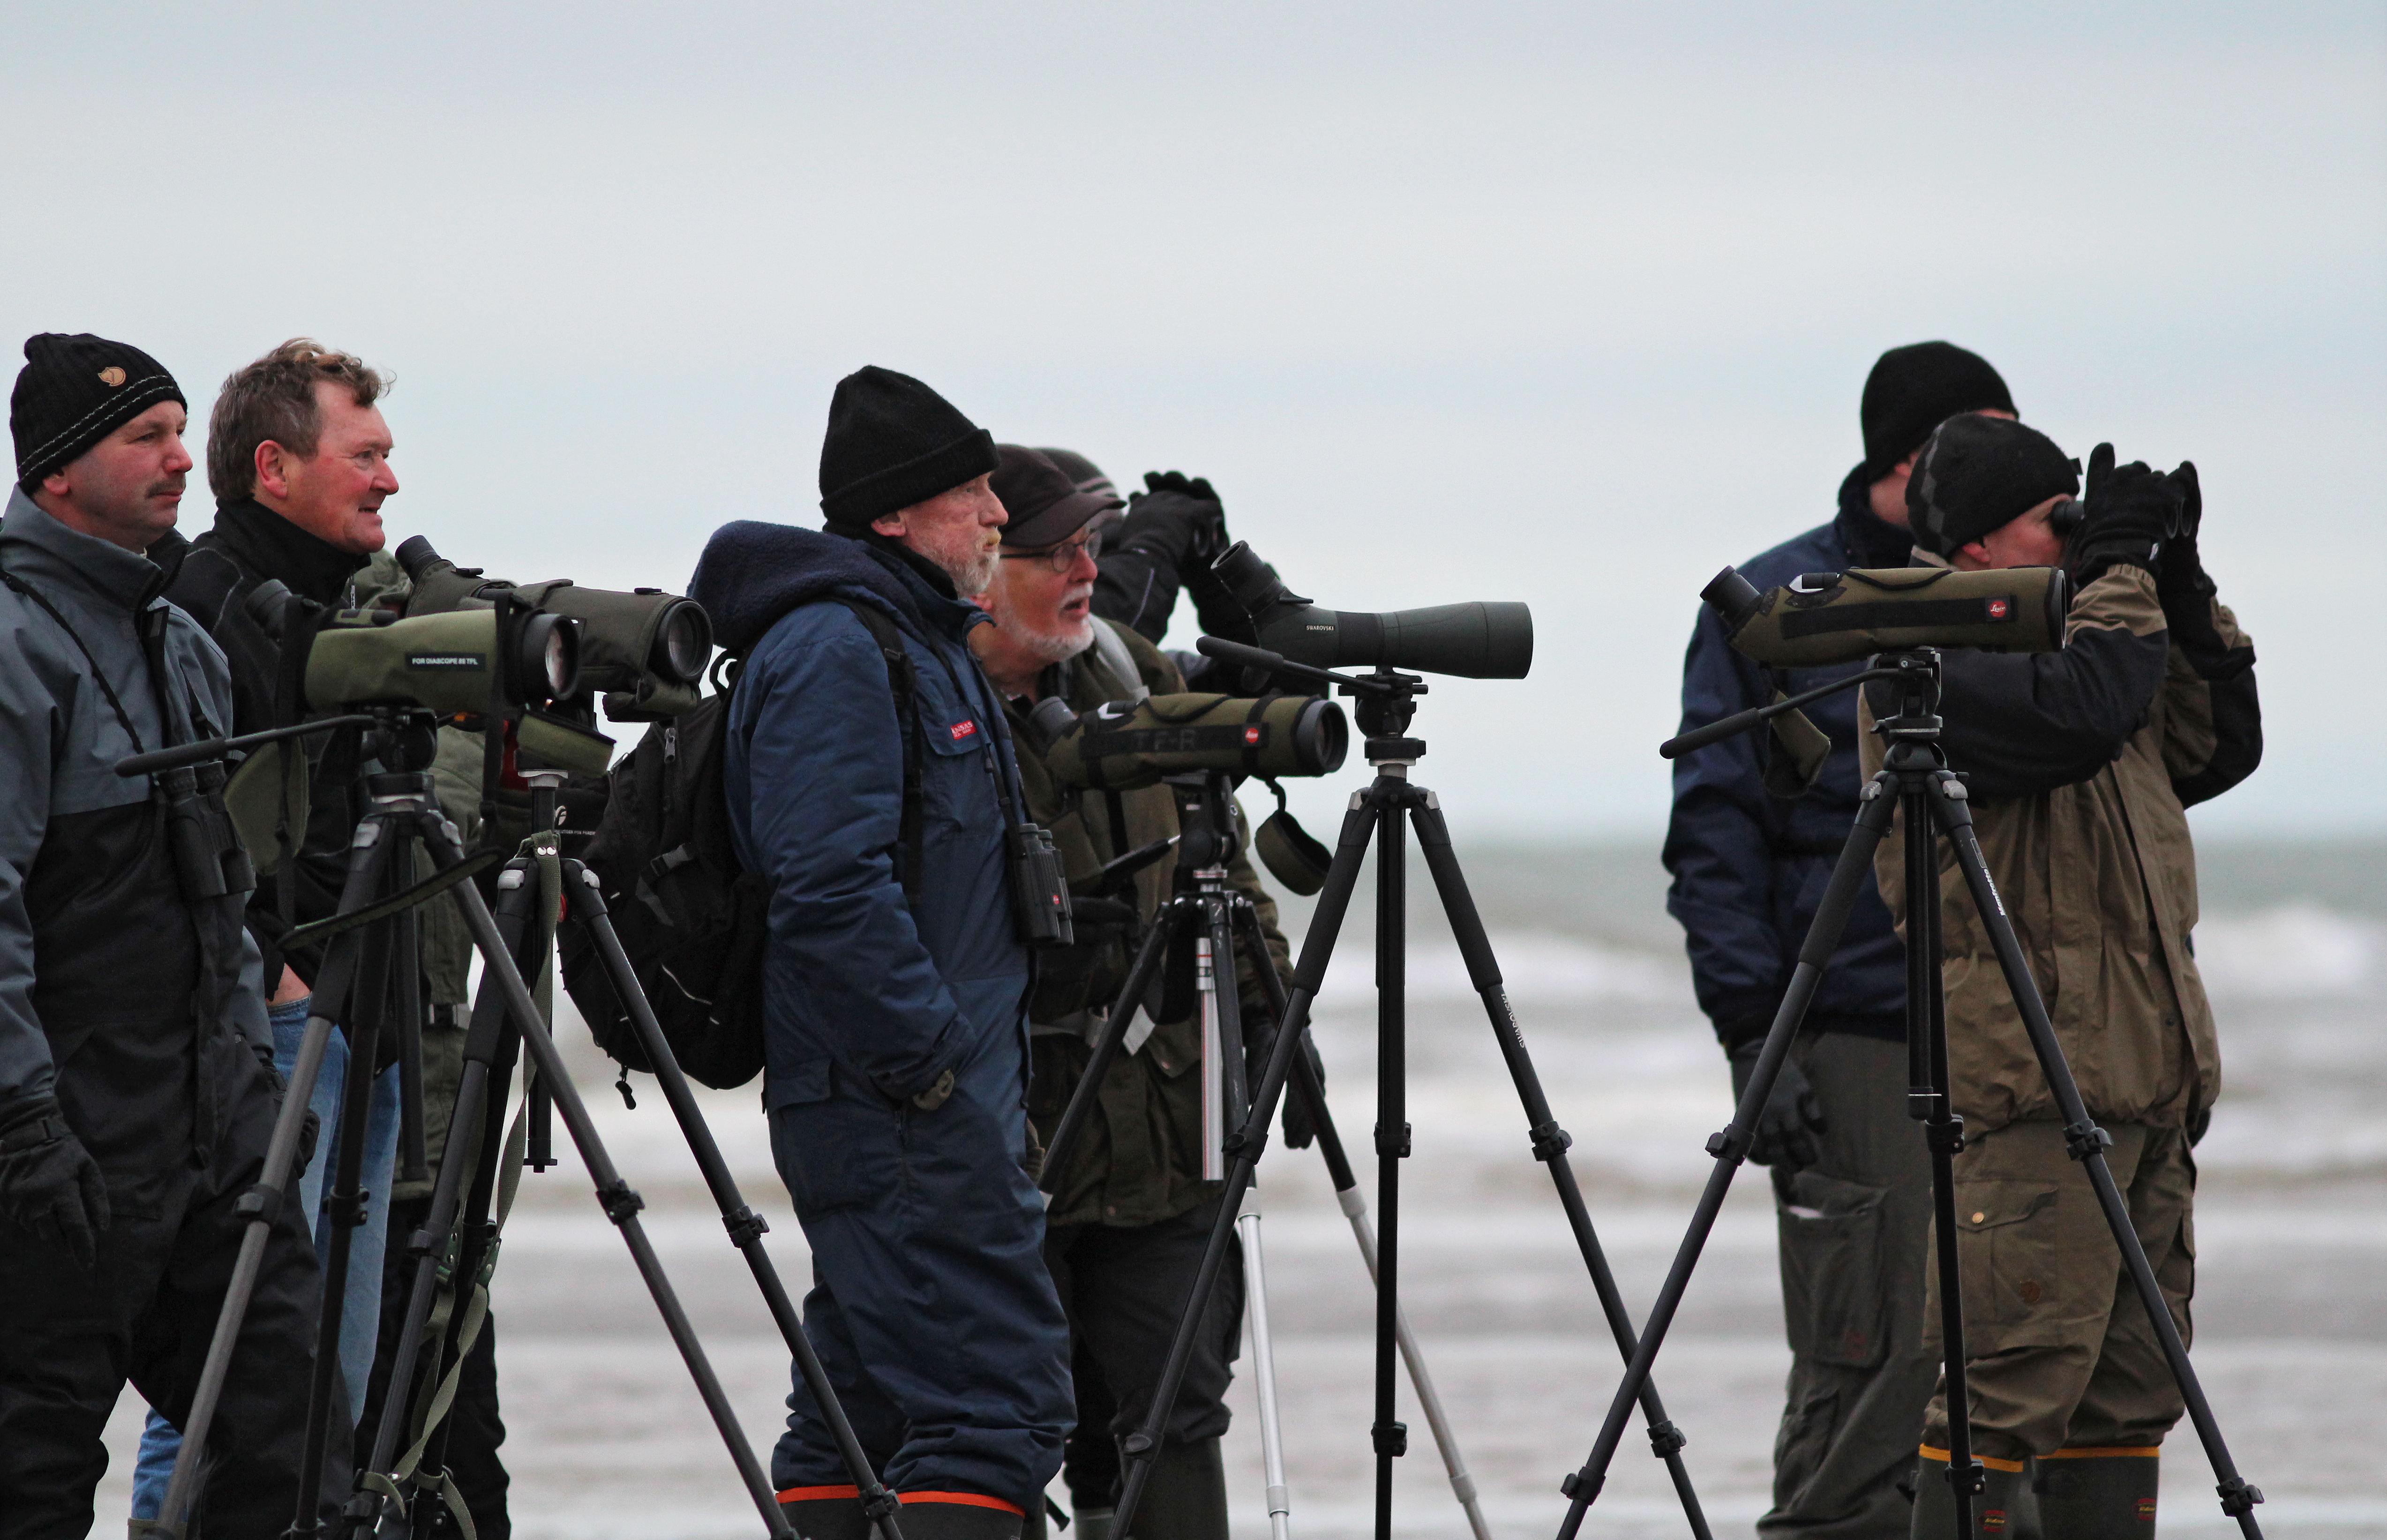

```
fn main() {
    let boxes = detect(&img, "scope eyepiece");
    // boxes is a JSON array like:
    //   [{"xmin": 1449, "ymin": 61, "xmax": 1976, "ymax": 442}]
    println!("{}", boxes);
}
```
[{"xmin": 393, "ymin": 534, "xmax": 445, "ymax": 582}]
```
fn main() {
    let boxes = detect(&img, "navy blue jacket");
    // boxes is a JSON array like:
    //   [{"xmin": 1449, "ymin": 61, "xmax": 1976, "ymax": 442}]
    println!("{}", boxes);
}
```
[
  {"xmin": 1662, "ymin": 467, "xmax": 1913, "ymax": 1048},
  {"xmin": 693, "ymin": 525, "xmax": 1031, "ymax": 1111}
]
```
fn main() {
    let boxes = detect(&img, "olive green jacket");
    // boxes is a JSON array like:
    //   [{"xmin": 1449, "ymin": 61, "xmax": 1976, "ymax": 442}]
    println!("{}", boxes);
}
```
[
  {"xmin": 1863, "ymin": 560, "xmax": 2255, "ymax": 1136},
  {"xmin": 1013, "ymin": 620, "xmax": 1293, "ymax": 1228}
]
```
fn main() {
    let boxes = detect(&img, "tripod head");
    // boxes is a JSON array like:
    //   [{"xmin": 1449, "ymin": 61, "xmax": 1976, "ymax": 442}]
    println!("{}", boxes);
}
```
[{"xmin": 1193, "ymin": 635, "xmax": 1430, "ymax": 766}]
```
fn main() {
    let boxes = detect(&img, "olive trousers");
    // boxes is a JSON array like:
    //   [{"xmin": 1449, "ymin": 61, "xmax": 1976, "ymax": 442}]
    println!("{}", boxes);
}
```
[{"xmin": 1920, "ymin": 1119, "xmax": 2193, "ymax": 1463}]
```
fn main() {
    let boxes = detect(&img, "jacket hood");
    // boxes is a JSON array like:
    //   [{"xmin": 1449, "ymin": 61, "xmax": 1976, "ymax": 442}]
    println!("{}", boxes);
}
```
[
  {"xmin": 691, "ymin": 520, "xmax": 934, "ymax": 657},
  {"xmin": 1834, "ymin": 464, "xmax": 1917, "ymax": 571},
  {"xmin": 0, "ymin": 486, "xmax": 169, "ymax": 613}
]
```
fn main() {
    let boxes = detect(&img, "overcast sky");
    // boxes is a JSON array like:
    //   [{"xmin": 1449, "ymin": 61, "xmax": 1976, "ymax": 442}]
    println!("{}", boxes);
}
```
[{"xmin": 5, "ymin": 2, "xmax": 2379, "ymax": 841}]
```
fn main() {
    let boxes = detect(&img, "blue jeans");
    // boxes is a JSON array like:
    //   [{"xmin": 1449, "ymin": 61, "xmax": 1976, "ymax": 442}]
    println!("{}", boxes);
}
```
[{"xmin": 131, "ymin": 995, "xmax": 403, "ymax": 1518}]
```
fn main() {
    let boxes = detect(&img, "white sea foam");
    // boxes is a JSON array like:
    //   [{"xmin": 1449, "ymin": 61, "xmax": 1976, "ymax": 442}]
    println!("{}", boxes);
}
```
[{"xmin": 2191, "ymin": 904, "xmax": 2384, "ymax": 998}]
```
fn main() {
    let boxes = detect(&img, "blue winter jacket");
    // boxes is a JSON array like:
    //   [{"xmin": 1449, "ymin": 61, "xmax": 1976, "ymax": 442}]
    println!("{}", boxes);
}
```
[
  {"xmin": 1660, "ymin": 467, "xmax": 1913, "ymax": 1048},
  {"xmin": 692, "ymin": 524, "xmax": 1031, "ymax": 1112}
]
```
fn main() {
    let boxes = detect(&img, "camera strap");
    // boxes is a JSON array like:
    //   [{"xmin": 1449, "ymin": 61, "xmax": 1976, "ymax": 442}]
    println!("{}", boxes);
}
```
[{"xmin": 0, "ymin": 563, "xmax": 147, "ymax": 754}]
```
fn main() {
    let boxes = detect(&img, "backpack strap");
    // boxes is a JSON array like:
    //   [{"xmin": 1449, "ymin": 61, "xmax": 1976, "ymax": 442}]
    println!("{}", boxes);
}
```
[
  {"xmin": 1086, "ymin": 619, "xmax": 1148, "ymax": 704},
  {"xmin": 833, "ymin": 598, "xmax": 924, "ymax": 906}
]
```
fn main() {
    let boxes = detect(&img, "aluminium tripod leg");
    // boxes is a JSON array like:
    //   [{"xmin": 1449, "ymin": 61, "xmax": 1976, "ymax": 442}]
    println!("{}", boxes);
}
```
[
  {"xmin": 1235, "ymin": 1184, "xmax": 1293, "ymax": 1540},
  {"xmin": 563, "ymin": 860, "xmax": 905, "ymax": 1540},
  {"xmin": 1554, "ymin": 773, "xmax": 1899, "ymax": 1540},
  {"xmin": 1927, "ymin": 779, "xmax": 2267, "ymax": 1539},
  {"xmin": 155, "ymin": 819, "xmax": 397, "ymax": 1539},
  {"xmin": 1411, "ymin": 797, "xmax": 1714, "ymax": 1540},
  {"xmin": 1111, "ymin": 797, "xmax": 1378, "ymax": 1540},
  {"xmin": 1233, "ymin": 901, "xmax": 1494, "ymax": 1540},
  {"xmin": 417, "ymin": 818, "xmax": 798, "ymax": 1539}
]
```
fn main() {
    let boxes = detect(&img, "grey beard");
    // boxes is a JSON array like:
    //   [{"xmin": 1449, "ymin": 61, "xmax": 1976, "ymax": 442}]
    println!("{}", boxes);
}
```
[
  {"xmin": 1014, "ymin": 618, "xmax": 1096, "ymax": 665},
  {"xmin": 938, "ymin": 546, "xmax": 1001, "ymax": 598}
]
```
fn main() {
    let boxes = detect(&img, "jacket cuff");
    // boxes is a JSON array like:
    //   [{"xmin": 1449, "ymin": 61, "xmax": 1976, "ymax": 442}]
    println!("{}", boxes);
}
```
[{"xmin": 1708, "ymin": 1001, "xmax": 1779, "ymax": 1054}]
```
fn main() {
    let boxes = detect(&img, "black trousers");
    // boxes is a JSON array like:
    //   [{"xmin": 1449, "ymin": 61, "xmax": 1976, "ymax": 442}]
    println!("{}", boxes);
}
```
[
  {"xmin": 1044, "ymin": 1194, "xmax": 1243, "ymax": 1511},
  {"xmin": 0, "ymin": 1063, "xmax": 348, "ymax": 1540},
  {"xmin": 357, "ymin": 1194, "xmax": 510, "ymax": 1539}
]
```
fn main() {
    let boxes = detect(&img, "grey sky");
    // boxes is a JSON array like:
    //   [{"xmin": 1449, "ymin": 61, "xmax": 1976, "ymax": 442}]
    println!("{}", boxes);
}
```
[{"xmin": 6, "ymin": 2, "xmax": 2379, "ymax": 839}]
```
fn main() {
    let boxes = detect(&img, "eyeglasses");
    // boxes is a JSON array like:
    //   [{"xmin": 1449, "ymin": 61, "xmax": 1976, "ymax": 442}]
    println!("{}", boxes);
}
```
[{"xmin": 1001, "ymin": 529, "xmax": 1103, "ymax": 574}]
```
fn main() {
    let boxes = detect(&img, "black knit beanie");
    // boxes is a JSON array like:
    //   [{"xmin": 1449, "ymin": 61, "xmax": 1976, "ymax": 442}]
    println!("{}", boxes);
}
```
[
  {"xmin": 818, "ymin": 366, "xmax": 999, "ymax": 530},
  {"xmin": 1861, "ymin": 341, "xmax": 2015, "ymax": 481},
  {"xmin": 1906, "ymin": 413, "xmax": 2079, "ymax": 558},
  {"xmin": 13, "ymin": 333, "xmax": 186, "ymax": 490},
  {"xmin": 992, "ymin": 444, "xmax": 1124, "ymax": 548}
]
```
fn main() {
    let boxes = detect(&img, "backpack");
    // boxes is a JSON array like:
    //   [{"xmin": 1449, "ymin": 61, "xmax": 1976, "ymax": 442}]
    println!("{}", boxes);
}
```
[{"xmin": 561, "ymin": 597, "xmax": 922, "ymax": 1090}]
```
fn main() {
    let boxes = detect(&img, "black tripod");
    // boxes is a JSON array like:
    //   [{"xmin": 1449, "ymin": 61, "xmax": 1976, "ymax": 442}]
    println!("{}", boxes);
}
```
[
  {"xmin": 1551, "ymin": 648, "xmax": 2267, "ymax": 1540},
  {"xmin": 346, "ymin": 766, "xmax": 903, "ymax": 1540},
  {"xmin": 1058, "ymin": 639, "xmax": 1712, "ymax": 1540},
  {"xmin": 120, "ymin": 710, "xmax": 803, "ymax": 1540}
]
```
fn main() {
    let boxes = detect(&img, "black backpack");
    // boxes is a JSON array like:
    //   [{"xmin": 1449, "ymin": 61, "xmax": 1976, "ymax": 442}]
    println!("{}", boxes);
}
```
[{"xmin": 562, "ymin": 598, "xmax": 922, "ymax": 1090}]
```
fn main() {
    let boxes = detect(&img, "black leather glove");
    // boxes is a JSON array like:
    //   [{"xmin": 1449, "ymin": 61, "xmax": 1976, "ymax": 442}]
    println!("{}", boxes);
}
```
[
  {"xmin": 1726, "ymin": 1040, "xmax": 1827, "ymax": 1171},
  {"xmin": 1067, "ymin": 895, "xmax": 1140, "ymax": 950},
  {"xmin": 2071, "ymin": 444, "xmax": 2181, "ymax": 584},
  {"xmin": 1127, "ymin": 472, "xmax": 1251, "ymax": 643},
  {"xmin": 0, "ymin": 1099, "xmax": 111, "ymax": 1270}
]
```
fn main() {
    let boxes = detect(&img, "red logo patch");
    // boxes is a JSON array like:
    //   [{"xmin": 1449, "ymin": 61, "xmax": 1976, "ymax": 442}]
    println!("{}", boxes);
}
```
[
  {"xmin": 1988, "ymin": 598, "xmax": 2010, "ymax": 619},
  {"xmin": 1244, "ymin": 727, "xmax": 1262, "ymax": 745},
  {"xmin": 950, "ymin": 720, "xmax": 976, "ymax": 741}
]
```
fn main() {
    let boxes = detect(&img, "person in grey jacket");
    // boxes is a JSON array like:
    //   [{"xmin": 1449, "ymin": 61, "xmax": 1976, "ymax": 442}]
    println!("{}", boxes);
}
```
[{"xmin": 0, "ymin": 334, "xmax": 347, "ymax": 1537}]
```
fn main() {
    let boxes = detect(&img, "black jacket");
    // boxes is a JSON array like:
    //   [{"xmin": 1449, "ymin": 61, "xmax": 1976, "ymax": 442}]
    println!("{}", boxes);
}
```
[{"xmin": 158, "ymin": 499, "xmax": 374, "ymax": 987}]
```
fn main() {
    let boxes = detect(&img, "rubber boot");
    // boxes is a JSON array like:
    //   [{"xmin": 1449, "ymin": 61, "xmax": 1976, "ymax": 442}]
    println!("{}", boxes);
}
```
[
  {"xmin": 1073, "ymin": 1509, "xmax": 1114, "ymax": 1540},
  {"xmin": 2034, "ymin": 1450, "xmax": 2160, "ymax": 1536},
  {"xmin": 1911, "ymin": 1449, "xmax": 2037, "ymax": 1537},
  {"xmin": 1122, "ymin": 1437, "xmax": 1227, "ymax": 1540},
  {"xmin": 898, "ymin": 1496, "xmax": 1028, "ymax": 1540},
  {"xmin": 780, "ymin": 1486, "xmax": 874, "ymax": 1540}
]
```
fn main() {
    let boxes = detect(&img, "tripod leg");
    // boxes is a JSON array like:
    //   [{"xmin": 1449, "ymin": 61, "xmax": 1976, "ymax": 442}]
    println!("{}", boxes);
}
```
[
  {"xmin": 1408, "ymin": 798, "xmax": 1713, "ymax": 1540},
  {"xmin": 1555, "ymin": 774, "xmax": 1899, "ymax": 1540},
  {"xmin": 394, "ymin": 839, "xmax": 428, "ymax": 1188},
  {"xmin": 344, "ymin": 857, "xmax": 539, "ymax": 1536},
  {"xmin": 1909, "ymin": 779, "xmax": 1982, "ymax": 1538},
  {"xmin": 1110, "ymin": 796, "xmax": 1379, "ymax": 1540},
  {"xmin": 563, "ymin": 862, "xmax": 906, "ymax": 1540},
  {"xmin": 1235, "ymin": 1184, "xmax": 1292, "ymax": 1540},
  {"xmin": 417, "ymin": 816, "xmax": 798, "ymax": 1540},
  {"xmin": 1372, "ymin": 781, "xmax": 1408, "ymax": 1540},
  {"xmin": 1927, "ymin": 781, "xmax": 2267, "ymax": 1538},
  {"xmin": 1040, "ymin": 909, "xmax": 1178, "ymax": 1187},
  {"xmin": 155, "ymin": 819, "xmax": 396, "ymax": 1539},
  {"xmin": 293, "ymin": 898, "xmax": 399, "ymax": 1535}
]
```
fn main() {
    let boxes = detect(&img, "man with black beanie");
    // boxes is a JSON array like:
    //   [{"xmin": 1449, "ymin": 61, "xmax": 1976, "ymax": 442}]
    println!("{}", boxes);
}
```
[
  {"xmin": 690, "ymin": 367, "xmax": 1072, "ymax": 1540},
  {"xmin": 0, "ymin": 334, "xmax": 349, "ymax": 1533},
  {"xmin": 1868, "ymin": 417, "xmax": 2258, "ymax": 1536},
  {"xmin": 1662, "ymin": 342, "xmax": 2017, "ymax": 1538}
]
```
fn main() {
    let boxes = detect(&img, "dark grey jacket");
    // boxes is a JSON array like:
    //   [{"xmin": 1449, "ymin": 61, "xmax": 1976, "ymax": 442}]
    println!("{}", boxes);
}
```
[{"xmin": 0, "ymin": 489, "xmax": 270, "ymax": 1174}]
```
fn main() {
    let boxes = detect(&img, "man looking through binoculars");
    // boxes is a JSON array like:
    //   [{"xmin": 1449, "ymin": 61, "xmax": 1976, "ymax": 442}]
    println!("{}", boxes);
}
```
[
  {"xmin": 1864, "ymin": 414, "xmax": 2260, "ymax": 1537},
  {"xmin": 970, "ymin": 445, "xmax": 1296, "ymax": 1540}
]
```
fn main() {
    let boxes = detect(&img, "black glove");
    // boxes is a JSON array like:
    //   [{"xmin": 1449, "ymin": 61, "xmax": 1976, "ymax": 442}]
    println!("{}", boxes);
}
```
[
  {"xmin": 0, "ymin": 1100, "xmax": 111, "ymax": 1270},
  {"xmin": 2152, "ymin": 460, "xmax": 2230, "ymax": 664},
  {"xmin": 1726, "ymin": 1040, "xmax": 1827, "ymax": 1171},
  {"xmin": 1067, "ymin": 895, "xmax": 1139, "ymax": 950},
  {"xmin": 1127, "ymin": 472, "xmax": 1250, "ymax": 643},
  {"xmin": 2071, "ymin": 444, "xmax": 2181, "ymax": 584}
]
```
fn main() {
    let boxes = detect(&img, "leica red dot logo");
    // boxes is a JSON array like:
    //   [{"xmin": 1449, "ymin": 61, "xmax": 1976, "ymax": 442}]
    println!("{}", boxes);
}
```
[
  {"xmin": 1988, "ymin": 598, "xmax": 2010, "ymax": 619},
  {"xmin": 1244, "ymin": 727, "xmax": 1261, "ymax": 744}
]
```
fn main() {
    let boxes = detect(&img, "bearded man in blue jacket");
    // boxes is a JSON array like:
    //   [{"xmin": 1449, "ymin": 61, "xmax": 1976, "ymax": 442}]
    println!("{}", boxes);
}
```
[{"xmin": 690, "ymin": 367, "xmax": 1072, "ymax": 1540}]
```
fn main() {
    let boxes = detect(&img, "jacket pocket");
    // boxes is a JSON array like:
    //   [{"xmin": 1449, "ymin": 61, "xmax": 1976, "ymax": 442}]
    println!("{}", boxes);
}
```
[
  {"xmin": 1779, "ymin": 1170, "xmax": 1889, "ymax": 1368},
  {"xmin": 766, "ymin": 1058, "xmax": 903, "ymax": 1217},
  {"xmin": 1952, "ymin": 1178, "xmax": 2064, "ymax": 1352}
]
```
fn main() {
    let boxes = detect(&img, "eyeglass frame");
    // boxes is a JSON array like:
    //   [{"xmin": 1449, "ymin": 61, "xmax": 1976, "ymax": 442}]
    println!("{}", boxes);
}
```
[{"xmin": 999, "ymin": 527, "xmax": 1105, "ymax": 575}]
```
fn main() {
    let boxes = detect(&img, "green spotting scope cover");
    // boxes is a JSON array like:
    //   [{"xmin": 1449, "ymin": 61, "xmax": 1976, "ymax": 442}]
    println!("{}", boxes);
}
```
[
  {"xmin": 1721, "ymin": 564, "xmax": 2069, "ymax": 669},
  {"xmin": 1043, "ymin": 691, "xmax": 1348, "ymax": 791}
]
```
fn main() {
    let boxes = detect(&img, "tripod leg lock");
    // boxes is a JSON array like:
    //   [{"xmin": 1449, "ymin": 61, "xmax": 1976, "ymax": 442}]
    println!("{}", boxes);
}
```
[
  {"xmin": 328, "ymin": 1188, "xmax": 370, "ymax": 1228},
  {"xmin": 1122, "ymin": 1432, "xmax": 1156, "ymax": 1458},
  {"xmin": 2064, "ymin": 1120, "xmax": 2115, "ymax": 1161},
  {"xmin": 1644, "ymin": 1420, "xmax": 1688, "ymax": 1459},
  {"xmin": 724, "ymin": 1205, "xmax": 770, "ymax": 1247},
  {"xmin": 1528, "ymin": 1119, "xmax": 1574, "ymax": 1161},
  {"xmin": 1558, "ymin": 1467, "xmax": 1603, "ymax": 1502},
  {"xmin": 1222, "ymin": 1128, "xmax": 1268, "ymax": 1163},
  {"xmin": 1945, "ymin": 1458, "xmax": 1986, "ymax": 1496},
  {"xmin": 1925, "ymin": 1115, "xmax": 1967, "ymax": 1156},
  {"xmin": 2219, "ymin": 1478, "xmax": 2266, "ymax": 1516},
  {"xmin": 597, "ymin": 1179, "xmax": 646, "ymax": 1225},
  {"xmin": 862, "ymin": 1490, "xmax": 901, "ymax": 1521},
  {"xmin": 234, "ymin": 1181, "xmax": 286, "ymax": 1226},
  {"xmin": 1704, "ymin": 1127, "xmax": 1748, "ymax": 1164},
  {"xmin": 1372, "ymin": 1420, "xmax": 1409, "ymax": 1457},
  {"xmin": 1374, "ymin": 1121, "xmax": 1413, "ymax": 1159}
]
